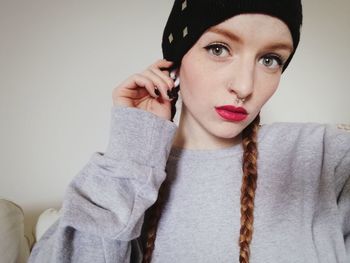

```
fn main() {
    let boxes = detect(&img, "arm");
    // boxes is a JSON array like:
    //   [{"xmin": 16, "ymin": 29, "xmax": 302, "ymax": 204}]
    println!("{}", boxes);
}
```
[
  {"xmin": 336, "ymin": 146, "xmax": 350, "ymax": 261},
  {"xmin": 338, "ymin": 172, "xmax": 350, "ymax": 262},
  {"xmin": 28, "ymin": 105, "xmax": 177, "ymax": 263},
  {"xmin": 325, "ymin": 126, "xmax": 350, "ymax": 261}
]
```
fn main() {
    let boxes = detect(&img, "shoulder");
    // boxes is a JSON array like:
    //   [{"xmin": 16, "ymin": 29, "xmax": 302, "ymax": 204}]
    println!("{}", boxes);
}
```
[
  {"xmin": 259, "ymin": 121, "xmax": 350, "ymax": 140},
  {"xmin": 258, "ymin": 122, "xmax": 350, "ymax": 155},
  {"xmin": 258, "ymin": 122, "xmax": 327, "ymax": 145}
]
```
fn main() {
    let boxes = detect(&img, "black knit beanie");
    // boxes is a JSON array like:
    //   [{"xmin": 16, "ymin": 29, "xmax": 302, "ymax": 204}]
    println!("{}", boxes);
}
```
[{"xmin": 161, "ymin": 0, "xmax": 303, "ymax": 73}]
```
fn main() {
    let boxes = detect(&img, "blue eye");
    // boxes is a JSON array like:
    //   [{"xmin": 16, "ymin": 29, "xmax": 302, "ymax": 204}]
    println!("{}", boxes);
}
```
[
  {"xmin": 204, "ymin": 43, "xmax": 230, "ymax": 57},
  {"xmin": 259, "ymin": 54, "xmax": 284, "ymax": 69}
]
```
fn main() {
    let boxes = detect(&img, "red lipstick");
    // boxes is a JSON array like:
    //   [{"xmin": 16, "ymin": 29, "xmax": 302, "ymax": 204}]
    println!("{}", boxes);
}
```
[{"xmin": 215, "ymin": 105, "xmax": 248, "ymax": 121}]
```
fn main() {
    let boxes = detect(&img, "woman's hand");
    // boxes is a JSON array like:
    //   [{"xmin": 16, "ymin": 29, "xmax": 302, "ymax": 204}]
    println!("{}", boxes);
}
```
[{"xmin": 112, "ymin": 59, "xmax": 176, "ymax": 121}]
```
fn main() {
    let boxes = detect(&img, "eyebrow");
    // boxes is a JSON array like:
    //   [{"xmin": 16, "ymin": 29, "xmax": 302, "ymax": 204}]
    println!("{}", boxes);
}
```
[
  {"xmin": 208, "ymin": 27, "xmax": 243, "ymax": 44},
  {"xmin": 207, "ymin": 27, "xmax": 294, "ymax": 53}
]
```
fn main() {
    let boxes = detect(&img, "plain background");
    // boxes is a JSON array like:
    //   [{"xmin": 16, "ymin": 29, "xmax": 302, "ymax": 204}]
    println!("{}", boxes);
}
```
[{"xmin": 1, "ymin": 0, "xmax": 350, "ymax": 245}]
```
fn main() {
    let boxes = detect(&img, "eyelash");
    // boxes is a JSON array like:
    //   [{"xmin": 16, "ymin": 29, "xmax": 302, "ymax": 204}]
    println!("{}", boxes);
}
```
[
  {"xmin": 263, "ymin": 54, "xmax": 284, "ymax": 67},
  {"xmin": 204, "ymin": 43, "xmax": 230, "ymax": 57},
  {"xmin": 204, "ymin": 43, "xmax": 285, "ymax": 68}
]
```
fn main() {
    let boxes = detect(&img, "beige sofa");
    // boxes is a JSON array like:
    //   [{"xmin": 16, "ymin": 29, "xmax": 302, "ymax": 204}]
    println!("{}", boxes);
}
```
[
  {"xmin": 0, "ymin": 199, "xmax": 30, "ymax": 263},
  {"xmin": 0, "ymin": 198, "xmax": 61, "ymax": 263}
]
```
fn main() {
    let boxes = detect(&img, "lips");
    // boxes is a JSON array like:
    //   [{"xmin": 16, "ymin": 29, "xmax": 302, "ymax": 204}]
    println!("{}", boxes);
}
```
[{"xmin": 215, "ymin": 105, "xmax": 248, "ymax": 122}]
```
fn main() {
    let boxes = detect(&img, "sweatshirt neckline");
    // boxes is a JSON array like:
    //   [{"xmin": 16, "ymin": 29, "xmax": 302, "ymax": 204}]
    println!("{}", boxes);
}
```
[
  {"xmin": 168, "ymin": 124, "xmax": 269, "ymax": 160},
  {"xmin": 169, "ymin": 143, "xmax": 243, "ymax": 160}
]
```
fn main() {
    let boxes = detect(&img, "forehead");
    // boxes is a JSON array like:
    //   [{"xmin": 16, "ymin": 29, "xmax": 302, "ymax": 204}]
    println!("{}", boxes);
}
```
[{"xmin": 201, "ymin": 13, "xmax": 293, "ymax": 47}]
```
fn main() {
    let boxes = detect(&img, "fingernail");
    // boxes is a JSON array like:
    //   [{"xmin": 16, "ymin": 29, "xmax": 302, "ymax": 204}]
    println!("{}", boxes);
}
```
[
  {"xmin": 154, "ymin": 88, "xmax": 160, "ymax": 96},
  {"xmin": 167, "ymin": 89, "xmax": 175, "ymax": 99},
  {"xmin": 167, "ymin": 88, "xmax": 178, "ymax": 99},
  {"xmin": 167, "ymin": 89, "xmax": 172, "ymax": 99}
]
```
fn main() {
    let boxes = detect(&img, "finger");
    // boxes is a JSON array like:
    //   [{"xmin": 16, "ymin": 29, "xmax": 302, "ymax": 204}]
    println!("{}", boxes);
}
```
[
  {"xmin": 116, "ymin": 74, "xmax": 156, "ymax": 97},
  {"xmin": 142, "ymin": 70, "xmax": 172, "ymax": 101},
  {"xmin": 132, "ymin": 74, "xmax": 162, "ymax": 98},
  {"xmin": 149, "ymin": 58, "xmax": 175, "ymax": 81},
  {"xmin": 151, "ymin": 60, "xmax": 174, "ymax": 74},
  {"xmin": 152, "ymin": 59, "xmax": 174, "ymax": 69},
  {"xmin": 149, "ymin": 67, "xmax": 175, "ymax": 90}
]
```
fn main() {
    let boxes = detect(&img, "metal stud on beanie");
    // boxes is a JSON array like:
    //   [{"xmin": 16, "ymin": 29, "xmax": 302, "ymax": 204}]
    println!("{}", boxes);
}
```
[{"xmin": 161, "ymin": 0, "xmax": 303, "ymax": 73}]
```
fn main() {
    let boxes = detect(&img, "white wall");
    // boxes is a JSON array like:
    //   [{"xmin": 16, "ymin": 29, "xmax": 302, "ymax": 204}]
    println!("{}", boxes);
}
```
[
  {"xmin": 262, "ymin": 1, "xmax": 350, "ymax": 124},
  {"xmin": 1, "ymin": 0, "xmax": 349, "ymax": 245}
]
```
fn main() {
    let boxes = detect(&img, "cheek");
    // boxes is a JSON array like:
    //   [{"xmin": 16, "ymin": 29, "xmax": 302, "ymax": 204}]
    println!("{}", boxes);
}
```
[
  {"xmin": 180, "ymin": 61, "xmax": 213, "ymax": 104},
  {"xmin": 256, "ymin": 76, "xmax": 281, "ymax": 104}
]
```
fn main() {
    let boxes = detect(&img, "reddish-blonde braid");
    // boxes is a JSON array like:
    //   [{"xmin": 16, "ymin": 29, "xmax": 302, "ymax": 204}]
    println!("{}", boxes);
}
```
[
  {"xmin": 141, "ymin": 93, "xmax": 179, "ymax": 263},
  {"xmin": 142, "ymin": 96, "xmax": 260, "ymax": 263},
  {"xmin": 142, "ymin": 176, "xmax": 171, "ymax": 263},
  {"xmin": 239, "ymin": 114, "xmax": 260, "ymax": 263}
]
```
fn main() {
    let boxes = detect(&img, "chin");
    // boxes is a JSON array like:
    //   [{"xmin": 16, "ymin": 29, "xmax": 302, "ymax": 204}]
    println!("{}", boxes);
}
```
[
  {"xmin": 216, "ymin": 120, "xmax": 247, "ymax": 136},
  {"xmin": 211, "ymin": 127, "xmax": 244, "ymax": 140}
]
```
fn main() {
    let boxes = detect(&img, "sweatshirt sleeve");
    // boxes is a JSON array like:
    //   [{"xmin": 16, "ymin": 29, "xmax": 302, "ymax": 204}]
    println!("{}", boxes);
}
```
[
  {"xmin": 28, "ymin": 105, "xmax": 178, "ymax": 263},
  {"xmin": 338, "ymin": 171, "xmax": 350, "ymax": 262},
  {"xmin": 325, "ymin": 126, "xmax": 350, "ymax": 261},
  {"xmin": 336, "ymin": 145, "xmax": 350, "ymax": 261}
]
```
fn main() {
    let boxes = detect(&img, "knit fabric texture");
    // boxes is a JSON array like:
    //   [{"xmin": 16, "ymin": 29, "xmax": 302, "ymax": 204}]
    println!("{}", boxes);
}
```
[{"xmin": 28, "ymin": 106, "xmax": 350, "ymax": 263}]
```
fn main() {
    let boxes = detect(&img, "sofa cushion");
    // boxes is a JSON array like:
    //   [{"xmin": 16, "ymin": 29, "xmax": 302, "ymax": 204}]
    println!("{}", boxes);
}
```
[
  {"xmin": 35, "ymin": 208, "xmax": 61, "ymax": 241},
  {"xmin": 0, "ymin": 198, "xmax": 30, "ymax": 263}
]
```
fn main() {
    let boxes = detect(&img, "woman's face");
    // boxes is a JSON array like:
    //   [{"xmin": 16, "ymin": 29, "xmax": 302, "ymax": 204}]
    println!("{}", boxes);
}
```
[{"xmin": 176, "ymin": 14, "xmax": 293, "ymax": 149}]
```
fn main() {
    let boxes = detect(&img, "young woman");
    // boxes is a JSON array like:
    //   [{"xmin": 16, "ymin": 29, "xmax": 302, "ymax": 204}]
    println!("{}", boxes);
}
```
[{"xmin": 28, "ymin": 0, "xmax": 350, "ymax": 262}]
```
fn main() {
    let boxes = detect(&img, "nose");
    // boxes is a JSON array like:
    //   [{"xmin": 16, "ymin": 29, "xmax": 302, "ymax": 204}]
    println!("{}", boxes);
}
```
[{"xmin": 227, "ymin": 58, "xmax": 255, "ymax": 100}]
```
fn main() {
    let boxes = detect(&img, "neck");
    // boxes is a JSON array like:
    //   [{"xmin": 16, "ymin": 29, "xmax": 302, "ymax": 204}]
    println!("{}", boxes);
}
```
[{"xmin": 173, "ymin": 106, "xmax": 242, "ymax": 150}]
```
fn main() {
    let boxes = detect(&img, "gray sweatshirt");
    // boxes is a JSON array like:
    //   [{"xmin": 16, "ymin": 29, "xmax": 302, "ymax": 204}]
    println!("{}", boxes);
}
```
[{"xmin": 28, "ymin": 105, "xmax": 350, "ymax": 263}]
